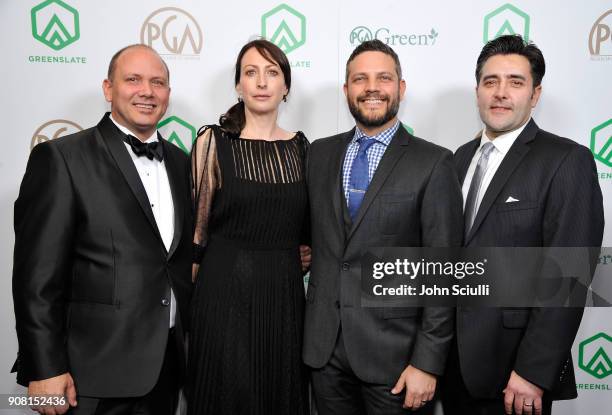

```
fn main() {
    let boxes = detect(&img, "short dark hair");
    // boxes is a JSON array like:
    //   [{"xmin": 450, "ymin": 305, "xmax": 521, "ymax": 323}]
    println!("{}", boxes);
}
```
[
  {"xmin": 345, "ymin": 39, "xmax": 402, "ymax": 82},
  {"xmin": 475, "ymin": 35, "xmax": 545, "ymax": 87},
  {"xmin": 107, "ymin": 44, "xmax": 170, "ymax": 84}
]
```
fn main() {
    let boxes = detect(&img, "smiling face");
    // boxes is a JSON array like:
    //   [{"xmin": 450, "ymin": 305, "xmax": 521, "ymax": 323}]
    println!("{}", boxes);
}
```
[
  {"xmin": 476, "ymin": 53, "xmax": 541, "ymax": 138},
  {"xmin": 235, "ymin": 47, "xmax": 288, "ymax": 116},
  {"xmin": 102, "ymin": 46, "xmax": 170, "ymax": 141},
  {"xmin": 344, "ymin": 51, "xmax": 405, "ymax": 135}
]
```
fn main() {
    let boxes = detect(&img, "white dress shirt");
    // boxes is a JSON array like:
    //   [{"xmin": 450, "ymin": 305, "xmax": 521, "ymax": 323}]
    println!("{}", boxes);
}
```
[
  {"xmin": 462, "ymin": 120, "xmax": 529, "ymax": 213},
  {"xmin": 110, "ymin": 115, "xmax": 176, "ymax": 328}
]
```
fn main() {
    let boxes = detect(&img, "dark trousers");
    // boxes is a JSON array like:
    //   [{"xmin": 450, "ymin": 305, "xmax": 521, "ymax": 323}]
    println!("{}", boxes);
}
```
[
  {"xmin": 70, "ymin": 329, "xmax": 180, "ymax": 415},
  {"xmin": 310, "ymin": 329, "xmax": 434, "ymax": 415},
  {"xmin": 441, "ymin": 339, "xmax": 552, "ymax": 415}
]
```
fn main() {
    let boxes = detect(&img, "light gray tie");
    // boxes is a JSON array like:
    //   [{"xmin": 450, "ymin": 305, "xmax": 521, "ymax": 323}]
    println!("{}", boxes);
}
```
[{"xmin": 464, "ymin": 142, "xmax": 495, "ymax": 235}]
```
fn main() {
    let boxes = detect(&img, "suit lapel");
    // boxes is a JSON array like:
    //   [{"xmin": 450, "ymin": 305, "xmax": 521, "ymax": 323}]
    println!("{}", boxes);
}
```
[
  {"xmin": 457, "ymin": 138, "xmax": 480, "ymax": 185},
  {"xmin": 331, "ymin": 131, "xmax": 354, "ymax": 242},
  {"xmin": 161, "ymin": 137, "xmax": 185, "ymax": 260},
  {"xmin": 97, "ymin": 113, "xmax": 164, "ymax": 246},
  {"xmin": 347, "ymin": 126, "xmax": 410, "ymax": 242},
  {"xmin": 465, "ymin": 119, "xmax": 539, "ymax": 244}
]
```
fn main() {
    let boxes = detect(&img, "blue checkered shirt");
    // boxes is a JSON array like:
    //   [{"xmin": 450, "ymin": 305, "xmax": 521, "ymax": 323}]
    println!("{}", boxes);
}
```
[{"xmin": 342, "ymin": 121, "xmax": 400, "ymax": 205}]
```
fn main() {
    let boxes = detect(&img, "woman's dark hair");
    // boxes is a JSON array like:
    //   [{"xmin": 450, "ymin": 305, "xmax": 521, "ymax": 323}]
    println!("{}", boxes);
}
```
[{"xmin": 219, "ymin": 39, "xmax": 291, "ymax": 135}]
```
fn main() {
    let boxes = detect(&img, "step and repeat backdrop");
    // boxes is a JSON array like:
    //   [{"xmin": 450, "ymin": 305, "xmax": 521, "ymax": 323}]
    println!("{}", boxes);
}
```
[{"xmin": 0, "ymin": 1, "xmax": 610, "ymax": 413}]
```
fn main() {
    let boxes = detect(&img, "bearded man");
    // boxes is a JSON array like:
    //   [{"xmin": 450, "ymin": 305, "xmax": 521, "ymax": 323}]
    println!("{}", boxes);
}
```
[{"xmin": 303, "ymin": 39, "xmax": 463, "ymax": 415}]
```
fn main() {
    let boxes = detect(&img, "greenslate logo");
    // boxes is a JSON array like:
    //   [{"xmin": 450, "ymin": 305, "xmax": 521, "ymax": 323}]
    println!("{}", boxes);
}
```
[
  {"xmin": 591, "ymin": 119, "xmax": 612, "ymax": 168},
  {"xmin": 579, "ymin": 332, "xmax": 612, "ymax": 379},
  {"xmin": 483, "ymin": 3, "xmax": 529, "ymax": 43},
  {"xmin": 31, "ymin": 0, "xmax": 80, "ymax": 50},
  {"xmin": 261, "ymin": 3, "xmax": 306, "ymax": 54},
  {"xmin": 158, "ymin": 116, "xmax": 196, "ymax": 154}
]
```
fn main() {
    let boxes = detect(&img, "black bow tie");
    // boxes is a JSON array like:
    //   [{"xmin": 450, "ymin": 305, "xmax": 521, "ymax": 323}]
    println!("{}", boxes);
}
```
[{"xmin": 124, "ymin": 134, "xmax": 164, "ymax": 161}]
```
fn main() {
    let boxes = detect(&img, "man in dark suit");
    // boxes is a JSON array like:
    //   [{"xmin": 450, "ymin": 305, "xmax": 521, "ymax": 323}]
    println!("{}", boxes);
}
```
[
  {"xmin": 442, "ymin": 35, "xmax": 604, "ymax": 415},
  {"xmin": 12, "ymin": 44, "xmax": 193, "ymax": 414},
  {"xmin": 303, "ymin": 39, "xmax": 463, "ymax": 414}
]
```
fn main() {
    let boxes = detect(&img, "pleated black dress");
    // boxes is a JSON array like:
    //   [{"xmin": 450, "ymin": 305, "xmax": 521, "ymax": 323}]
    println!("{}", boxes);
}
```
[{"xmin": 187, "ymin": 126, "xmax": 309, "ymax": 415}]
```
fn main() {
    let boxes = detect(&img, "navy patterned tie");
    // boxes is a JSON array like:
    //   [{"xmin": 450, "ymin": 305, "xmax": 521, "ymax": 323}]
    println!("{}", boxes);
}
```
[{"xmin": 348, "ymin": 138, "xmax": 376, "ymax": 220}]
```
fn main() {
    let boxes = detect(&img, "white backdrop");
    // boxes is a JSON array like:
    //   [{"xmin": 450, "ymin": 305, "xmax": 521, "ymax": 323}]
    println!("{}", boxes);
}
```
[{"xmin": 1, "ymin": 1, "xmax": 610, "ymax": 413}]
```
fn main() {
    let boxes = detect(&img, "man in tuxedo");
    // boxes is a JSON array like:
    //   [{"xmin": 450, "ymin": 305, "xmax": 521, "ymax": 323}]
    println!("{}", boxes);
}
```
[
  {"xmin": 12, "ymin": 44, "xmax": 193, "ymax": 414},
  {"xmin": 442, "ymin": 35, "xmax": 604, "ymax": 415},
  {"xmin": 303, "ymin": 39, "xmax": 463, "ymax": 414}
]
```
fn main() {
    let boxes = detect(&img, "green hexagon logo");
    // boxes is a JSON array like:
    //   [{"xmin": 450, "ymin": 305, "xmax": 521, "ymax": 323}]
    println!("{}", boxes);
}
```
[
  {"xmin": 483, "ymin": 3, "xmax": 530, "ymax": 44},
  {"xmin": 579, "ymin": 332, "xmax": 612, "ymax": 379},
  {"xmin": 402, "ymin": 123, "xmax": 414, "ymax": 135},
  {"xmin": 31, "ymin": 0, "xmax": 80, "ymax": 51},
  {"xmin": 261, "ymin": 3, "xmax": 306, "ymax": 54},
  {"xmin": 157, "ymin": 116, "xmax": 196, "ymax": 154},
  {"xmin": 591, "ymin": 119, "xmax": 612, "ymax": 168}
]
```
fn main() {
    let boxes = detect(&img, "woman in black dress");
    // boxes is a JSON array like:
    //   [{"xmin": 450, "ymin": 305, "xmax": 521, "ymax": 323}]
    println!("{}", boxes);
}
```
[{"xmin": 187, "ymin": 39, "xmax": 310, "ymax": 415}]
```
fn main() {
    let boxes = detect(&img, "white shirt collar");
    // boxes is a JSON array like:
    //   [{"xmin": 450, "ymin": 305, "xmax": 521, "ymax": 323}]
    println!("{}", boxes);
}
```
[
  {"xmin": 479, "ymin": 118, "xmax": 530, "ymax": 156},
  {"xmin": 109, "ymin": 114, "xmax": 159, "ymax": 143}
]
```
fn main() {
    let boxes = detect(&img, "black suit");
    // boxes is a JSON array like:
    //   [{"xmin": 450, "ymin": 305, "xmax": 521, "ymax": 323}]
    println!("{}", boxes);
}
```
[
  {"xmin": 304, "ymin": 126, "xmax": 463, "ymax": 414},
  {"xmin": 12, "ymin": 113, "xmax": 193, "ymax": 401},
  {"xmin": 443, "ymin": 119, "xmax": 604, "ymax": 412}
]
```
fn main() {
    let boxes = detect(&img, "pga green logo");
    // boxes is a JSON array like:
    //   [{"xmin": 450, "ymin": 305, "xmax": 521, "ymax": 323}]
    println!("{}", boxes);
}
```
[
  {"xmin": 579, "ymin": 332, "xmax": 612, "ymax": 379},
  {"xmin": 261, "ymin": 3, "xmax": 306, "ymax": 54},
  {"xmin": 591, "ymin": 119, "xmax": 612, "ymax": 168},
  {"xmin": 158, "ymin": 116, "xmax": 196, "ymax": 154},
  {"xmin": 483, "ymin": 3, "xmax": 530, "ymax": 43},
  {"xmin": 31, "ymin": 0, "xmax": 80, "ymax": 51}
]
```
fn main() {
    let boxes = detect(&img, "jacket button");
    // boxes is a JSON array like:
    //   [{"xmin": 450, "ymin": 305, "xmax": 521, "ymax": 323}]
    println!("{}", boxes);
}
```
[
  {"xmin": 342, "ymin": 263, "xmax": 350, "ymax": 271},
  {"xmin": 161, "ymin": 298, "xmax": 170, "ymax": 306}
]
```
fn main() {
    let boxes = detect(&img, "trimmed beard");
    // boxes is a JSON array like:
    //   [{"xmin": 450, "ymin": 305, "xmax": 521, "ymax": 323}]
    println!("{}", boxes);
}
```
[{"xmin": 348, "ymin": 92, "xmax": 400, "ymax": 128}]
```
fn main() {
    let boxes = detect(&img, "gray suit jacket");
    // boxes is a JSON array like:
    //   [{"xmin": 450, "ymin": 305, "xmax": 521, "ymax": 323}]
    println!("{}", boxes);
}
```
[{"xmin": 303, "ymin": 125, "xmax": 463, "ymax": 384}]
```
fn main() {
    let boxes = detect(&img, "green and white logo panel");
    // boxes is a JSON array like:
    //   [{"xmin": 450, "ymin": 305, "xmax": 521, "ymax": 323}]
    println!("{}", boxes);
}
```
[
  {"xmin": 350, "ymin": 26, "xmax": 438, "ymax": 47},
  {"xmin": 483, "ymin": 3, "xmax": 530, "ymax": 43},
  {"xmin": 31, "ymin": 0, "xmax": 80, "ymax": 50},
  {"xmin": 579, "ymin": 332, "xmax": 612, "ymax": 379},
  {"xmin": 591, "ymin": 119, "xmax": 612, "ymax": 169},
  {"xmin": 261, "ymin": 3, "xmax": 306, "ymax": 54},
  {"xmin": 158, "ymin": 116, "xmax": 196, "ymax": 154}
]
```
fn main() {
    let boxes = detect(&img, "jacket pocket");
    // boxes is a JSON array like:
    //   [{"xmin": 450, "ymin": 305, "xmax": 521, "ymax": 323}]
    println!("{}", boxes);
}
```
[{"xmin": 496, "ymin": 200, "xmax": 538, "ymax": 212}]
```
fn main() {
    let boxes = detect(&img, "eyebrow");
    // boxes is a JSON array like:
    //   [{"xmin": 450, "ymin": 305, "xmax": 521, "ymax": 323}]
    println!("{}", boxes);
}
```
[
  {"xmin": 482, "ymin": 73, "xmax": 527, "ymax": 81},
  {"xmin": 244, "ymin": 63, "xmax": 279, "ymax": 69},
  {"xmin": 351, "ymin": 71, "xmax": 395, "ymax": 78}
]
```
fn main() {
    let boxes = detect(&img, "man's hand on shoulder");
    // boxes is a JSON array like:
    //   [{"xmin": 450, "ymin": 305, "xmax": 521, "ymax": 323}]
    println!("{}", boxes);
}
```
[
  {"xmin": 28, "ymin": 372, "xmax": 77, "ymax": 415},
  {"xmin": 503, "ymin": 370, "xmax": 544, "ymax": 415},
  {"xmin": 391, "ymin": 364, "xmax": 436, "ymax": 411}
]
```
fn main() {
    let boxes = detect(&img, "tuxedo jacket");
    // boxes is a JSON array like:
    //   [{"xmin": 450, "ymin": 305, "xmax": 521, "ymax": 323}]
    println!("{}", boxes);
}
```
[
  {"xmin": 453, "ymin": 119, "xmax": 604, "ymax": 400},
  {"xmin": 303, "ymin": 125, "xmax": 463, "ymax": 384},
  {"xmin": 12, "ymin": 113, "xmax": 193, "ymax": 397}
]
